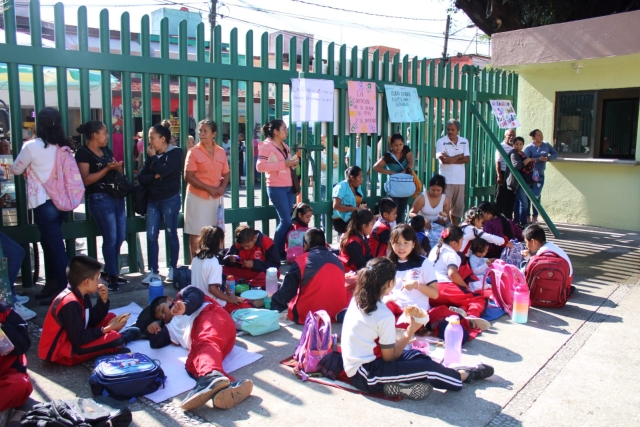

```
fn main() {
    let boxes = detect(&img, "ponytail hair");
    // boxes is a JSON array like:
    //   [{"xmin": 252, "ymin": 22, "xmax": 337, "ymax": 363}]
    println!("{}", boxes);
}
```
[
  {"xmin": 340, "ymin": 209, "xmax": 374, "ymax": 252},
  {"xmin": 262, "ymin": 119, "xmax": 286, "ymax": 139},
  {"xmin": 149, "ymin": 124, "xmax": 171, "ymax": 146},
  {"xmin": 36, "ymin": 108, "xmax": 74, "ymax": 149},
  {"xmin": 195, "ymin": 226, "xmax": 225, "ymax": 260},
  {"xmin": 291, "ymin": 202, "xmax": 313, "ymax": 221},
  {"xmin": 354, "ymin": 258, "xmax": 397, "ymax": 315},
  {"xmin": 433, "ymin": 225, "xmax": 463, "ymax": 265},
  {"xmin": 464, "ymin": 207, "xmax": 484, "ymax": 225},
  {"xmin": 76, "ymin": 120, "xmax": 105, "ymax": 143}
]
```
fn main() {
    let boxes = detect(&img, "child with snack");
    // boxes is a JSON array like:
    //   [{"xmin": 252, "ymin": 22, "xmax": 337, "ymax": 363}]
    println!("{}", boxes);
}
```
[
  {"xmin": 222, "ymin": 225, "xmax": 280, "ymax": 289},
  {"xmin": 341, "ymin": 258, "xmax": 494, "ymax": 399},
  {"xmin": 369, "ymin": 198, "xmax": 397, "ymax": 258}
]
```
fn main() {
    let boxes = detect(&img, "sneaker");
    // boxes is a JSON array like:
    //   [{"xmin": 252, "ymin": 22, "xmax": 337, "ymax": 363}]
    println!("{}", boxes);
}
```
[
  {"xmin": 107, "ymin": 276, "xmax": 120, "ymax": 292},
  {"xmin": 120, "ymin": 327, "xmax": 142, "ymax": 344},
  {"xmin": 467, "ymin": 317, "xmax": 491, "ymax": 331},
  {"xmin": 180, "ymin": 371, "xmax": 230, "ymax": 411},
  {"xmin": 449, "ymin": 306, "xmax": 467, "ymax": 318},
  {"xmin": 142, "ymin": 271, "xmax": 161, "ymax": 284},
  {"xmin": 462, "ymin": 364, "xmax": 495, "ymax": 383},
  {"xmin": 15, "ymin": 294, "xmax": 29, "ymax": 304},
  {"xmin": 383, "ymin": 382, "xmax": 433, "ymax": 400},
  {"xmin": 13, "ymin": 302, "xmax": 36, "ymax": 321},
  {"xmin": 166, "ymin": 268, "xmax": 174, "ymax": 282},
  {"xmin": 212, "ymin": 379, "xmax": 253, "ymax": 409}
]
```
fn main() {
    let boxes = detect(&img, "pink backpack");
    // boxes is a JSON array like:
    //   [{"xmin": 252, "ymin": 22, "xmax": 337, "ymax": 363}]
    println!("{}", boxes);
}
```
[
  {"xmin": 293, "ymin": 310, "xmax": 334, "ymax": 379},
  {"xmin": 482, "ymin": 259, "xmax": 528, "ymax": 317},
  {"xmin": 31, "ymin": 146, "xmax": 85, "ymax": 211},
  {"xmin": 286, "ymin": 227, "xmax": 308, "ymax": 264}
]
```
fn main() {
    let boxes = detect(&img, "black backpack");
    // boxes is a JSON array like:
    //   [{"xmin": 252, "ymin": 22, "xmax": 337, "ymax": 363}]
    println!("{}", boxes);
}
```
[
  {"xmin": 20, "ymin": 396, "xmax": 132, "ymax": 427},
  {"xmin": 173, "ymin": 265, "xmax": 192, "ymax": 290}
]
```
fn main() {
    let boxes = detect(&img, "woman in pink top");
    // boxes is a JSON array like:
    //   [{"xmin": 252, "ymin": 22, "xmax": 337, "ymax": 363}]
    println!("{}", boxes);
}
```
[{"xmin": 256, "ymin": 119, "xmax": 299, "ymax": 255}]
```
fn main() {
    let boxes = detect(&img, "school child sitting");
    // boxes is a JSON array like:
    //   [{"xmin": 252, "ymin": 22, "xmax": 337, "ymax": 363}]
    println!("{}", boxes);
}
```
[
  {"xmin": 468, "ymin": 238, "xmax": 495, "ymax": 292},
  {"xmin": 271, "ymin": 229, "xmax": 350, "ymax": 324},
  {"xmin": 222, "ymin": 225, "xmax": 280, "ymax": 289},
  {"xmin": 523, "ymin": 224, "xmax": 574, "ymax": 289},
  {"xmin": 409, "ymin": 215, "xmax": 432, "ymax": 255},
  {"xmin": 190, "ymin": 226, "xmax": 252, "ymax": 314},
  {"xmin": 427, "ymin": 226, "xmax": 491, "ymax": 330},
  {"xmin": 461, "ymin": 207, "xmax": 512, "ymax": 256},
  {"xmin": 138, "ymin": 287, "xmax": 253, "ymax": 411},
  {"xmin": 0, "ymin": 301, "xmax": 33, "ymax": 421},
  {"xmin": 338, "ymin": 209, "xmax": 375, "ymax": 274},
  {"xmin": 341, "ymin": 258, "xmax": 494, "ymax": 399},
  {"xmin": 285, "ymin": 203, "xmax": 312, "ymax": 263},
  {"xmin": 38, "ymin": 256, "xmax": 141, "ymax": 366},
  {"xmin": 369, "ymin": 198, "xmax": 397, "ymax": 257}
]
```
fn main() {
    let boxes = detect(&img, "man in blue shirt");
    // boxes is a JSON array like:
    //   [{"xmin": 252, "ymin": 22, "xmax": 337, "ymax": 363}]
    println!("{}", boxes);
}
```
[{"xmin": 523, "ymin": 129, "xmax": 558, "ymax": 223}]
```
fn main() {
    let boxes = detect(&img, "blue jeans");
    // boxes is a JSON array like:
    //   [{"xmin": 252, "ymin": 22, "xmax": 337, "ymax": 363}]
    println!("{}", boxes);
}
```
[
  {"xmin": 393, "ymin": 197, "xmax": 409, "ymax": 224},
  {"xmin": 0, "ymin": 232, "xmax": 25, "ymax": 303},
  {"xmin": 89, "ymin": 192, "xmax": 126, "ymax": 276},
  {"xmin": 33, "ymin": 199, "xmax": 69, "ymax": 291},
  {"xmin": 528, "ymin": 176, "xmax": 545, "ymax": 218},
  {"xmin": 320, "ymin": 184, "xmax": 327, "ymax": 230},
  {"xmin": 147, "ymin": 193, "xmax": 181, "ymax": 273},
  {"xmin": 514, "ymin": 186, "xmax": 530, "ymax": 225},
  {"xmin": 267, "ymin": 186, "xmax": 295, "ymax": 253}
]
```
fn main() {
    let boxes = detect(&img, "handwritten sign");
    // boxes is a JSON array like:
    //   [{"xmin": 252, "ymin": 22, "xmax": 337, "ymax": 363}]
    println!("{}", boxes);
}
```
[
  {"xmin": 384, "ymin": 84, "xmax": 424, "ymax": 123},
  {"xmin": 290, "ymin": 78, "xmax": 334, "ymax": 123},
  {"xmin": 347, "ymin": 81, "xmax": 377, "ymax": 133},
  {"xmin": 490, "ymin": 100, "xmax": 520, "ymax": 129}
]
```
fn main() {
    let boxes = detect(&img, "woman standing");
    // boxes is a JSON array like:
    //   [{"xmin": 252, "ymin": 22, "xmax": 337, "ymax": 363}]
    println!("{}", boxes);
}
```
[
  {"xmin": 409, "ymin": 174, "xmax": 451, "ymax": 249},
  {"xmin": 507, "ymin": 137, "xmax": 536, "ymax": 228},
  {"xmin": 184, "ymin": 120, "xmax": 229, "ymax": 259},
  {"xmin": 256, "ymin": 119, "xmax": 299, "ymax": 255},
  {"xmin": 373, "ymin": 133, "xmax": 415, "ymax": 222},
  {"xmin": 523, "ymin": 129, "xmax": 558, "ymax": 223},
  {"xmin": 75, "ymin": 121, "xmax": 125, "ymax": 291},
  {"xmin": 10, "ymin": 108, "xmax": 72, "ymax": 302},
  {"xmin": 332, "ymin": 166, "xmax": 367, "ymax": 234},
  {"xmin": 138, "ymin": 124, "xmax": 183, "ymax": 283}
]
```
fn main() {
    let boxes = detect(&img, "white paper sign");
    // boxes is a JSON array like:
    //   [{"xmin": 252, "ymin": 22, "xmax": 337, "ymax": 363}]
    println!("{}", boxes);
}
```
[
  {"xmin": 490, "ymin": 99, "xmax": 520, "ymax": 129},
  {"xmin": 291, "ymin": 78, "xmax": 335, "ymax": 123}
]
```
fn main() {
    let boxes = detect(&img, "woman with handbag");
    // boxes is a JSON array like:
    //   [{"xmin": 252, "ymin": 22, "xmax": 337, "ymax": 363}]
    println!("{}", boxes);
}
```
[
  {"xmin": 256, "ymin": 119, "xmax": 300, "ymax": 256},
  {"xmin": 138, "ymin": 124, "xmax": 183, "ymax": 284},
  {"xmin": 373, "ymin": 133, "xmax": 415, "ymax": 223},
  {"xmin": 507, "ymin": 136, "xmax": 536, "ymax": 229},
  {"xmin": 75, "ymin": 121, "xmax": 127, "ymax": 291}
]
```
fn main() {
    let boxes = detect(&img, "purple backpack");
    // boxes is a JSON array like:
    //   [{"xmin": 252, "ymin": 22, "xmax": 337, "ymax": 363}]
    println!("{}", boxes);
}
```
[{"xmin": 293, "ymin": 310, "xmax": 334, "ymax": 379}]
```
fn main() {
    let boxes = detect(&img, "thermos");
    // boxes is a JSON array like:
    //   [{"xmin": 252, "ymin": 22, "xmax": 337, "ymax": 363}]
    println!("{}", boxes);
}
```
[
  {"xmin": 266, "ymin": 267, "xmax": 278, "ymax": 297},
  {"xmin": 226, "ymin": 275, "xmax": 236, "ymax": 296},
  {"xmin": 511, "ymin": 285, "xmax": 530, "ymax": 324},
  {"xmin": 148, "ymin": 277, "xmax": 164, "ymax": 304},
  {"xmin": 443, "ymin": 315, "xmax": 463, "ymax": 367}
]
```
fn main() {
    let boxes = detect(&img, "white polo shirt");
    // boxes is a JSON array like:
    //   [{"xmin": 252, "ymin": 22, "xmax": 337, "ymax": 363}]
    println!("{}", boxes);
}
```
[
  {"xmin": 436, "ymin": 136, "xmax": 470, "ymax": 185},
  {"xmin": 495, "ymin": 142, "xmax": 513, "ymax": 172}
]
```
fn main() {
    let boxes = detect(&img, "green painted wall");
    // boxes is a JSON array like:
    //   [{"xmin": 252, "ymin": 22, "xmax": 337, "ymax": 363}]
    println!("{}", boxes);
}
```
[{"xmin": 514, "ymin": 54, "xmax": 640, "ymax": 231}]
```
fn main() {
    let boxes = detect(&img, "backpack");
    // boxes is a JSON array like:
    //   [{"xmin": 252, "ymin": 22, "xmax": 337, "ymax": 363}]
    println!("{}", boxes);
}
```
[
  {"xmin": 231, "ymin": 308, "xmax": 280, "ymax": 336},
  {"xmin": 89, "ymin": 352, "xmax": 166, "ymax": 401},
  {"xmin": 525, "ymin": 251, "xmax": 570, "ymax": 308},
  {"xmin": 20, "ymin": 396, "xmax": 132, "ymax": 427},
  {"xmin": 173, "ymin": 266, "xmax": 192, "ymax": 290},
  {"xmin": 501, "ymin": 239, "xmax": 524, "ymax": 267},
  {"xmin": 30, "ymin": 145, "xmax": 85, "ymax": 211},
  {"xmin": 482, "ymin": 259, "xmax": 528, "ymax": 317},
  {"xmin": 293, "ymin": 310, "xmax": 335, "ymax": 378},
  {"xmin": 286, "ymin": 228, "xmax": 308, "ymax": 264}
]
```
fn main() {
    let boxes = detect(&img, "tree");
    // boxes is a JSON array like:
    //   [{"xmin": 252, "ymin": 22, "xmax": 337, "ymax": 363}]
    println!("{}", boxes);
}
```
[{"xmin": 454, "ymin": 0, "xmax": 640, "ymax": 35}]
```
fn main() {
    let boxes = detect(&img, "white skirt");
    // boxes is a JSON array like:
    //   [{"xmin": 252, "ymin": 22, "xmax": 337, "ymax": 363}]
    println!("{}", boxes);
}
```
[{"xmin": 184, "ymin": 191, "xmax": 222, "ymax": 235}]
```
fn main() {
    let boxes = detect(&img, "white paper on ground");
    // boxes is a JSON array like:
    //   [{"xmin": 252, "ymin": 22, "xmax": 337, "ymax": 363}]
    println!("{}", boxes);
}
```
[{"xmin": 111, "ymin": 303, "xmax": 263, "ymax": 403}]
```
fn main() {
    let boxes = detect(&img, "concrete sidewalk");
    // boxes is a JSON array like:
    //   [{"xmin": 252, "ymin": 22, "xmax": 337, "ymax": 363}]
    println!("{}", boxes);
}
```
[{"xmin": 13, "ymin": 223, "xmax": 640, "ymax": 427}]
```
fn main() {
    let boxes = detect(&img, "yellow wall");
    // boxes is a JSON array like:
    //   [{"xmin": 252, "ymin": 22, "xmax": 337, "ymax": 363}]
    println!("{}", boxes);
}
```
[{"xmin": 514, "ymin": 54, "xmax": 640, "ymax": 231}]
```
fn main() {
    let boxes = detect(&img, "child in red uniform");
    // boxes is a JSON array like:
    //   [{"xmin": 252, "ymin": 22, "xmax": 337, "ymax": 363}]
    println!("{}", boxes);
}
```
[
  {"xmin": 38, "ymin": 256, "xmax": 141, "ymax": 366},
  {"xmin": 338, "ymin": 209, "xmax": 374, "ymax": 275},
  {"xmin": 223, "ymin": 225, "xmax": 280, "ymax": 289},
  {"xmin": 369, "ymin": 198, "xmax": 397, "ymax": 257},
  {"xmin": 0, "ymin": 302, "xmax": 32, "ymax": 422},
  {"xmin": 285, "ymin": 203, "xmax": 313, "ymax": 262},
  {"xmin": 139, "ymin": 287, "xmax": 253, "ymax": 411}
]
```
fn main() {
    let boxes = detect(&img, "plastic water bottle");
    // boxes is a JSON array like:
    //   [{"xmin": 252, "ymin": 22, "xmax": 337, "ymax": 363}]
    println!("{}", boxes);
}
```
[
  {"xmin": 266, "ymin": 267, "xmax": 278, "ymax": 297},
  {"xmin": 226, "ymin": 275, "xmax": 236, "ymax": 296},
  {"xmin": 443, "ymin": 315, "xmax": 463, "ymax": 367},
  {"xmin": 148, "ymin": 277, "xmax": 164, "ymax": 305},
  {"xmin": 512, "ymin": 285, "xmax": 530, "ymax": 324},
  {"xmin": 217, "ymin": 201, "xmax": 225, "ymax": 229}
]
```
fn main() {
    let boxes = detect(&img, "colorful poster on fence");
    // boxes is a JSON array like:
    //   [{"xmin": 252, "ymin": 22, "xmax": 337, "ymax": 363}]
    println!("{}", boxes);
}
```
[
  {"xmin": 384, "ymin": 84, "xmax": 424, "ymax": 123},
  {"xmin": 347, "ymin": 81, "xmax": 377, "ymax": 133},
  {"xmin": 490, "ymin": 100, "xmax": 520, "ymax": 129},
  {"xmin": 290, "ymin": 78, "xmax": 334, "ymax": 123}
]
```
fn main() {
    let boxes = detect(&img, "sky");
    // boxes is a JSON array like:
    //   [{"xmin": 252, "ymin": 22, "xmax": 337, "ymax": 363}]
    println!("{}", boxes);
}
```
[{"xmin": 15, "ymin": 0, "xmax": 490, "ymax": 59}]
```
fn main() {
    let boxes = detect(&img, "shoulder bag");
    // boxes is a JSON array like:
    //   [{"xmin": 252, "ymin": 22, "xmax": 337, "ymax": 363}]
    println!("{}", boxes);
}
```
[{"xmin": 383, "ymin": 152, "xmax": 416, "ymax": 198}]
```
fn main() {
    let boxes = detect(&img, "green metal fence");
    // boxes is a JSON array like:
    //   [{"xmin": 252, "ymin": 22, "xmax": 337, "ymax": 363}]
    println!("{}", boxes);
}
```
[{"xmin": 0, "ymin": 0, "xmax": 556, "ymax": 287}]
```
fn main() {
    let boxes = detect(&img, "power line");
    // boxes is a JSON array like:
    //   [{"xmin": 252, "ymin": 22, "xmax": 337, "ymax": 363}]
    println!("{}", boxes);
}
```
[{"xmin": 290, "ymin": 0, "xmax": 445, "ymax": 21}]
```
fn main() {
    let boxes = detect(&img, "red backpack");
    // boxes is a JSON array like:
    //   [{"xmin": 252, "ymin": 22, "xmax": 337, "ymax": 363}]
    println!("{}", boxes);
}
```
[{"xmin": 525, "ymin": 251, "xmax": 571, "ymax": 308}]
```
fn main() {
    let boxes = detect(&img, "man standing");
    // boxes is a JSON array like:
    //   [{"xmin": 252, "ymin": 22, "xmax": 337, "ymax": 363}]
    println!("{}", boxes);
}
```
[
  {"xmin": 494, "ymin": 129, "xmax": 516, "ymax": 218},
  {"xmin": 436, "ymin": 119, "xmax": 470, "ymax": 225}
]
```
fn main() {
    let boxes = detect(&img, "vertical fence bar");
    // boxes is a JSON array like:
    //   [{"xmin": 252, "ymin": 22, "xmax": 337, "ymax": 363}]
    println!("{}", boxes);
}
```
[
  {"xmin": 245, "ymin": 30, "xmax": 256, "ymax": 229},
  {"xmin": 30, "ymin": 0, "xmax": 45, "ymax": 114},
  {"xmin": 259, "ymin": 32, "xmax": 270, "ymax": 236},
  {"xmin": 229, "ymin": 28, "xmax": 240, "ymax": 232},
  {"xmin": 324, "ymin": 42, "xmax": 335, "ymax": 242},
  {"xmin": 213, "ymin": 26, "xmax": 223, "ymax": 141},
  {"xmin": 160, "ymin": 18, "xmax": 171, "ymax": 121},
  {"xmin": 337, "ymin": 45, "xmax": 347, "ymax": 206},
  {"xmin": 178, "ymin": 21, "xmax": 189, "ymax": 264}
]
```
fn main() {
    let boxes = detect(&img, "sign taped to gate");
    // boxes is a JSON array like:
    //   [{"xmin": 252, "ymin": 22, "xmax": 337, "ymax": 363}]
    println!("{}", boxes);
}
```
[
  {"xmin": 384, "ymin": 84, "xmax": 424, "ymax": 123},
  {"xmin": 290, "ymin": 78, "xmax": 334, "ymax": 123},
  {"xmin": 490, "ymin": 100, "xmax": 520, "ymax": 129},
  {"xmin": 347, "ymin": 81, "xmax": 377, "ymax": 133}
]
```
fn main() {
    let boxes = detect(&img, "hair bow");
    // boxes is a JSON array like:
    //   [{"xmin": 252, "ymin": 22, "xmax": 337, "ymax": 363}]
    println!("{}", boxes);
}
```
[{"xmin": 440, "ymin": 229, "xmax": 450, "ymax": 239}]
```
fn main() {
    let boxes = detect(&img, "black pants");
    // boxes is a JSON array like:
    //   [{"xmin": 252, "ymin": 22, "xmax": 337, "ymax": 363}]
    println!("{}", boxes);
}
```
[{"xmin": 494, "ymin": 182, "xmax": 515, "ymax": 219}]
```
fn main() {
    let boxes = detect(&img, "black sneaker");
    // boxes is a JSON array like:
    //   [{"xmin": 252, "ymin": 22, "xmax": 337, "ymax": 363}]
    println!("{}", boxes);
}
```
[
  {"xmin": 462, "ymin": 364, "xmax": 495, "ymax": 383},
  {"xmin": 107, "ymin": 275, "xmax": 120, "ymax": 292},
  {"xmin": 120, "ymin": 327, "xmax": 142, "ymax": 344},
  {"xmin": 569, "ymin": 285, "xmax": 577, "ymax": 296},
  {"xmin": 180, "ymin": 371, "xmax": 230, "ymax": 411},
  {"xmin": 383, "ymin": 382, "xmax": 433, "ymax": 400}
]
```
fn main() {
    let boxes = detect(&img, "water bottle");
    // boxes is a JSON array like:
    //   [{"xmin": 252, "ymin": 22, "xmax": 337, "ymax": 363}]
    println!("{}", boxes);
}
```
[
  {"xmin": 511, "ymin": 285, "xmax": 530, "ymax": 324},
  {"xmin": 266, "ymin": 267, "xmax": 278, "ymax": 297},
  {"xmin": 148, "ymin": 277, "xmax": 164, "ymax": 305},
  {"xmin": 226, "ymin": 275, "xmax": 236, "ymax": 296},
  {"xmin": 217, "ymin": 201, "xmax": 225, "ymax": 229},
  {"xmin": 443, "ymin": 315, "xmax": 464, "ymax": 367}
]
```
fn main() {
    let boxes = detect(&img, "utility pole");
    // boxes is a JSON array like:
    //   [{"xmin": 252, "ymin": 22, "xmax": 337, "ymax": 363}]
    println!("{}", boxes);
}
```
[
  {"xmin": 208, "ymin": 0, "xmax": 218, "ymax": 121},
  {"xmin": 441, "ymin": 14, "xmax": 451, "ymax": 64}
]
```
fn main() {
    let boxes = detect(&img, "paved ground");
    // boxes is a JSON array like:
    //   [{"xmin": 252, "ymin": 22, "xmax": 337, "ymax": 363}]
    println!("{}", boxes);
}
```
[{"xmin": 13, "ymin": 222, "xmax": 640, "ymax": 427}]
